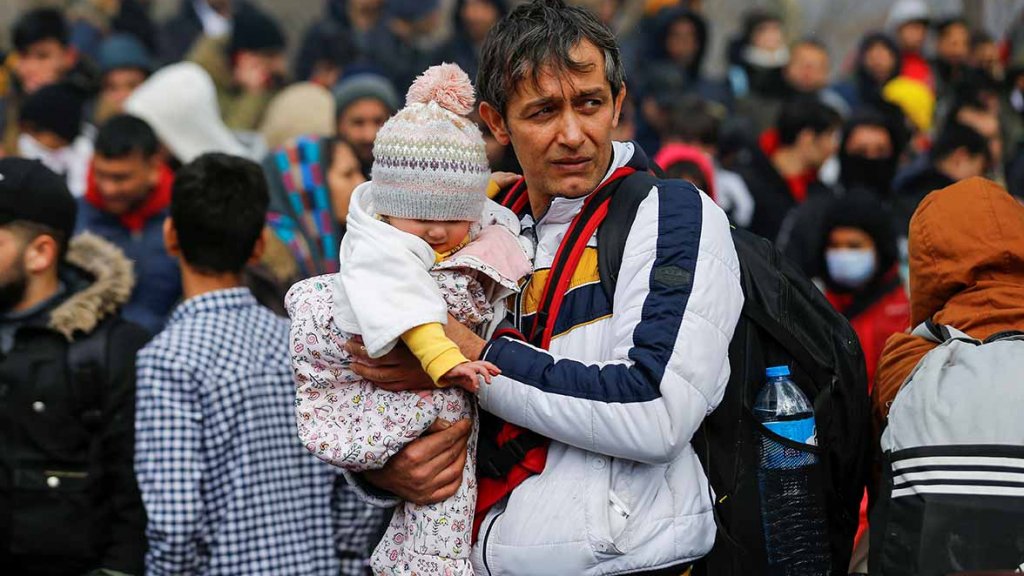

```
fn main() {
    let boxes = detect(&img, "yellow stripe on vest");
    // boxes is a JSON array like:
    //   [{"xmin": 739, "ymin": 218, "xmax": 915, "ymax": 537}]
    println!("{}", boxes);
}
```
[{"xmin": 520, "ymin": 247, "xmax": 601, "ymax": 317}]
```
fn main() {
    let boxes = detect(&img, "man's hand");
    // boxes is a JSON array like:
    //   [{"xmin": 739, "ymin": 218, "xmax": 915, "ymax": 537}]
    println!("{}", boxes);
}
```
[
  {"xmin": 364, "ymin": 418, "xmax": 472, "ymax": 505},
  {"xmin": 345, "ymin": 336, "xmax": 434, "ymax": 392}
]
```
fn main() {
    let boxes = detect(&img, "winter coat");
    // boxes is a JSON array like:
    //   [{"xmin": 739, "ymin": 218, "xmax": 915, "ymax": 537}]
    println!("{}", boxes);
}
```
[
  {"xmin": 873, "ymin": 177, "xmax": 1024, "ymax": 435},
  {"xmin": 76, "ymin": 191, "xmax": 181, "ymax": 336},
  {"xmin": 734, "ymin": 136, "xmax": 832, "ymax": 241},
  {"xmin": 890, "ymin": 158, "xmax": 956, "ymax": 235},
  {"xmin": 0, "ymin": 233, "xmax": 148, "ymax": 574},
  {"xmin": 471, "ymin": 142, "xmax": 742, "ymax": 575}
]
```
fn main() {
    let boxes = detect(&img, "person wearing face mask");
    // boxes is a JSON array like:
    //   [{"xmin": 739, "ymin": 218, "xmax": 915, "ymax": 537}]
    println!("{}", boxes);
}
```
[{"xmin": 820, "ymin": 194, "xmax": 909, "ymax": 390}]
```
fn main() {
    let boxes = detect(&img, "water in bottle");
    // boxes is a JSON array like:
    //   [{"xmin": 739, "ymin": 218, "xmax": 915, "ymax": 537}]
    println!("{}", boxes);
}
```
[{"xmin": 754, "ymin": 365, "xmax": 831, "ymax": 576}]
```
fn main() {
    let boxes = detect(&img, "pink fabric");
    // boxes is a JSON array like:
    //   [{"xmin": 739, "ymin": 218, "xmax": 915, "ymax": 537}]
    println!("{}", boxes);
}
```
[{"xmin": 654, "ymin": 143, "xmax": 716, "ymax": 201}]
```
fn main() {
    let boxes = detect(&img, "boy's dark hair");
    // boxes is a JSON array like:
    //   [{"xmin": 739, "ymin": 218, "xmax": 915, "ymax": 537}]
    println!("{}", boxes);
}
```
[
  {"xmin": 477, "ymin": 0, "xmax": 624, "ymax": 116},
  {"xmin": 776, "ymin": 97, "xmax": 841, "ymax": 146},
  {"xmin": 932, "ymin": 122, "xmax": 990, "ymax": 164},
  {"xmin": 792, "ymin": 37, "xmax": 829, "ymax": 57},
  {"xmin": 663, "ymin": 96, "xmax": 722, "ymax": 147},
  {"xmin": 13, "ymin": 8, "xmax": 68, "ymax": 52},
  {"xmin": 95, "ymin": 114, "xmax": 160, "ymax": 159},
  {"xmin": 171, "ymin": 153, "xmax": 269, "ymax": 274}
]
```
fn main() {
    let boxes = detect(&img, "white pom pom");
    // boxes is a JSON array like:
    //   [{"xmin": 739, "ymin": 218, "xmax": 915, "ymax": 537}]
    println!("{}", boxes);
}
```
[{"xmin": 405, "ymin": 63, "xmax": 475, "ymax": 116}]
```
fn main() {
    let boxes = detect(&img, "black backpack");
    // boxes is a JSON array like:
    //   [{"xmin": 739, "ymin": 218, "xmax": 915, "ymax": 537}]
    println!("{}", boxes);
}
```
[
  {"xmin": 600, "ymin": 173, "xmax": 871, "ymax": 576},
  {"xmin": 486, "ymin": 171, "xmax": 871, "ymax": 574}
]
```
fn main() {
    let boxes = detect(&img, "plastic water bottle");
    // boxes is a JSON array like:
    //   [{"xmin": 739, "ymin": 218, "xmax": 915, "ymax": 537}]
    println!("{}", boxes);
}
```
[{"xmin": 754, "ymin": 365, "xmax": 831, "ymax": 576}]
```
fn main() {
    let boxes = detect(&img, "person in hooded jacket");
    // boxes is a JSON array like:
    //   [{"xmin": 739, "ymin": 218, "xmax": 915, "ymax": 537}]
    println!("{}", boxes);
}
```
[
  {"xmin": 873, "ymin": 176, "xmax": 1024, "ymax": 447},
  {"xmin": 0, "ymin": 158, "xmax": 147, "ymax": 575},
  {"xmin": 640, "ymin": 7, "xmax": 730, "ymax": 107},
  {"xmin": 819, "ymin": 195, "xmax": 910, "ymax": 389},
  {"xmin": 834, "ymin": 33, "xmax": 902, "ymax": 112},
  {"xmin": 436, "ymin": 0, "xmax": 507, "ymax": 83},
  {"xmin": 727, "ymin": 9, "xmax": 790, "ymax": 136}
]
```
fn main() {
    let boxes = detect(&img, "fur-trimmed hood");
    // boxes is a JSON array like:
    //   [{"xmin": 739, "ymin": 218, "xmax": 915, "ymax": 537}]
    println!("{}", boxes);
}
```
[{"xmin": 50, "ymin": 232, "xmax": 135, "ymax": 340}]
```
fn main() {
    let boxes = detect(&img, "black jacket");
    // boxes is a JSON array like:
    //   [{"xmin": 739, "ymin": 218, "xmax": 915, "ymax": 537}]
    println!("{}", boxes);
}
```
[
  {"xmin": 0, "ymin": 233, "xmax": 148, "ymax": 575},
  {"xmin": 734, "ymin": 144, "xmax": 833, "ymax": 241}
]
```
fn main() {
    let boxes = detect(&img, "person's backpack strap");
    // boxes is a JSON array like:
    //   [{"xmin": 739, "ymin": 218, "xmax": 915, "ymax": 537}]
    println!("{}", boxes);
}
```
[
  {"xmin": 596, "ymin": 171, "xmax": 659, "ymax": 303},
  {"xmin": 494, "ymin": 176, "xmax": 530, "ymax": 219},
  {"xmin": 910, "ymin": 319, "xmax": 975, "ymax": 344},
  {"xmin": 67, "ymin": 319, "xmax": 114, "ymax": 434}
]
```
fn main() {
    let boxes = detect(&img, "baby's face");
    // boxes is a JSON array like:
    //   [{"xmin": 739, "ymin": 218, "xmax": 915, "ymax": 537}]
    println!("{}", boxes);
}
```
[{"xmin": 388, "ymin": 217, "xmax": 473, "ymax": 253}]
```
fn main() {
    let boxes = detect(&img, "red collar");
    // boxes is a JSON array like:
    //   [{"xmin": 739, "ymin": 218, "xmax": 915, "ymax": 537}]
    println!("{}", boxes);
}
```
[
  {"xmin": 760, "ymin": 129, "xmax": 817, "ymax": 203},
  {"xmin": 86, "ymin": 163, "xmax": 174, "ymax": 233}
]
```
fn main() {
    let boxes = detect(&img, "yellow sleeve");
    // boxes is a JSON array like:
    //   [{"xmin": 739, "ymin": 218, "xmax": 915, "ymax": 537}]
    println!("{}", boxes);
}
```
[{"xmin": 401, "ymin": 323, "xmax": 469, "ymax": 386}]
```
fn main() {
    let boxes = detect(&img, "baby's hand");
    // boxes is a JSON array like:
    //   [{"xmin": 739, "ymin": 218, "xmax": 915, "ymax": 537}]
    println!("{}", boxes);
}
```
[{"xmin": 439, "ymin": 360, "xmax": 501, "ymax": 393}]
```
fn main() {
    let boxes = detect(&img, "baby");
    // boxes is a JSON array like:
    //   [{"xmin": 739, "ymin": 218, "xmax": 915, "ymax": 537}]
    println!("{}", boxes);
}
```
[{"xmin": 286, "ymin": 64, "xmax": 532, "ymax": 576}]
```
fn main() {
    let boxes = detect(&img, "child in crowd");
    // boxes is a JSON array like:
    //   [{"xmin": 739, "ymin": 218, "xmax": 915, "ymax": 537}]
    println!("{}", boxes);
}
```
[{"xmin": 286, "ymin": 64, "xmax": 532, "ymax": 576}]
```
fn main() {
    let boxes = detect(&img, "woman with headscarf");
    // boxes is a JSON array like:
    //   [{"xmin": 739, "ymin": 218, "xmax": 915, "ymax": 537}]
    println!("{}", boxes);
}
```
[{"xmin": 835, "ymin": 32, "xmax": 902, "ymax": 111}]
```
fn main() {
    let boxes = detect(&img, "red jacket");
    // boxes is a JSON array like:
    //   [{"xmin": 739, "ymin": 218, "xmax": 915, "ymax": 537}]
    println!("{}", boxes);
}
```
[{"xmin": 827, "ymin": 280, "xmax": 910, "ymax": 392}]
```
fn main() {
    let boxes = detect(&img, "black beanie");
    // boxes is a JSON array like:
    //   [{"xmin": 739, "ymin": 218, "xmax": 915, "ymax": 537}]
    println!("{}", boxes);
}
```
[
  {"xmin": 19, "ymin": 83, "xmax": 84, "ymax": 144},
  {"xmin": 229, "ymin": 8, "xmax": 286, "ymax": 55}
]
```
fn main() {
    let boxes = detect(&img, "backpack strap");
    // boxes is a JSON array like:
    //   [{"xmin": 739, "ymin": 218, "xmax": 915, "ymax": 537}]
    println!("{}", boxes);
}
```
[
  {"xmin": 528, "ymin": 166, "xmax": 636, "ymax": 347},
  {"xmin": 494, "ymin": 177, "xmax": 530, "ymax": 219},
  {"xmin": 911, "ymin": 319, "xmax": 975, "ymax": 344},
  {"xmin": 67, "ymin": 319, "xmax": 113, "ymax": 433},
  {"xmin": 596, "ymin": 172, "xmax": 658, "ymax": 304}
]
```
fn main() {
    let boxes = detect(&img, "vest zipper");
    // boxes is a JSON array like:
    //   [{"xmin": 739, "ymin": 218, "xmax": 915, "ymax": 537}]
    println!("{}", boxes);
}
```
[{"xmin": 482, "ymin": 507, "xmax": 505, "ymax": 576}]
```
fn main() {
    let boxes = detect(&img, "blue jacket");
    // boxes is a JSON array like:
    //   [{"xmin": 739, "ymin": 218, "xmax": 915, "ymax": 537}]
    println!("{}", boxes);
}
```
[{"xmin": 76, "ymin": 200, "xmax": 181, "ymax": 335}]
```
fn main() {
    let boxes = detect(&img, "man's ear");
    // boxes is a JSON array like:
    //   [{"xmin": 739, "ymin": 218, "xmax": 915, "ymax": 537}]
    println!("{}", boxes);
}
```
[
  {"xmin": 24, "ymin": 234, "xmax": 59, "ymax": 276},
  {"xmin": 479, "ymin": 101, "xmax": 511, "ymax": 146},
  {"xmin": 163, "ymin": 217, "xmax": 181, "ymax": 258},
  {"xmin": 247, "ymin": 227, "xmax": 267, "ymax": 265},
  {"xmin": 612, "ymin": 82, "xmax": 627, "ymax": 128}
]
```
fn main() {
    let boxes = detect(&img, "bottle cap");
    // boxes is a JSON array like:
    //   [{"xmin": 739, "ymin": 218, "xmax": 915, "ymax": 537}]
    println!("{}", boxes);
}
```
[{"xmin": 766, "ymin": 365, "xmax": 790, "ymax": 378}]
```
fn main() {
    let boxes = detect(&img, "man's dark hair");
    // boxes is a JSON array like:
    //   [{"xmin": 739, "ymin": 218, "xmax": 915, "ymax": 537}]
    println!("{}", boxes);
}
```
[
  {"xmin": 171, "ymin": 153, "xmax": 268, "ymax": 274},
  {"xmin": 663, "ymin": 96, "xmax": 722, "ymax": 147},
  {"xmin": 3, "ymin": 220, "xmax": 68, "ymax": 261},
  {"xmin": 932, "ymin": 122, "xmax": 990, "ymax": 164},
  {"xmin": 95, "ymin": 114, "xmax": 160, "ymax": 159},
  {"xmin": 477, "ymin": 0, "xmax": 624, "ymax": 116},
  {"xmin": 12, "ymin": 8, "xmax": 68, "ymax": 52},
  {"xmin": 776, "ymin": 97, "xmax": 841, "ymax": 146},
  {"xmin": 792, "ymin": 37, "xmax": 829, "ymax": 56},
  {"xmin": 971, "ymin": 30, "xmax": 994, "ymax": 50}
]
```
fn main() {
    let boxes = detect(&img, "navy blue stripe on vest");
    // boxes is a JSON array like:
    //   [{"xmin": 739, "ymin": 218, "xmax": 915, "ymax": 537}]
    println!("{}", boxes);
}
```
[
  {"xmin": 484, "ymin": 181, "xmax": 704, "ymax": 403},
  {"xmin": 550, "ymin": 282, "xmax": 612, "ymax": 339}
]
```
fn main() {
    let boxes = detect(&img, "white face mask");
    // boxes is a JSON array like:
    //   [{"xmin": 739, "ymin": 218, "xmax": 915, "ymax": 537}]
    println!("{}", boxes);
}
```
[{"xmin": 826, "ymin": 248, "xmax": 877, "ymax": 289}]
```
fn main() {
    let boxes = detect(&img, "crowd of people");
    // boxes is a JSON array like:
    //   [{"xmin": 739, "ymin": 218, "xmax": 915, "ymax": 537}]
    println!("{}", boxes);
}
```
[{"xmin": 1, "ymin": 0, "xmax": 1024, "ymax": 575}]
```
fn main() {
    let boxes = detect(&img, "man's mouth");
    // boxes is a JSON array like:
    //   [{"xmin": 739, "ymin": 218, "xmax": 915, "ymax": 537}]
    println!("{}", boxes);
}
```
[{"xmin": 552, "ymin": 156, "xmax": 591, "ymax": 172}]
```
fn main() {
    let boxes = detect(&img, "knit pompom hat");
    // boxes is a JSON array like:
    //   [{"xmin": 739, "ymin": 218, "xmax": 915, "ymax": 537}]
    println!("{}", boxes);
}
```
[{"xmin": 371, "ymin": 63, "xmax": 491, "ymax": 221}]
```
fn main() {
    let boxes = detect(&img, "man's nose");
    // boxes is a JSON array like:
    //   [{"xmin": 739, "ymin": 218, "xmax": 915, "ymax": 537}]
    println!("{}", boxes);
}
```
[{"xmin": 558, "ymin": 111, "xmax": 585, "ymax": 149}]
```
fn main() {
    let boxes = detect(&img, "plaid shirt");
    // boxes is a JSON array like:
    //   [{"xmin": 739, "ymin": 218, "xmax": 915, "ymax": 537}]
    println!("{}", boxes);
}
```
[{"xmin": 135, "ymin": 288, "xmax": 385, "ymax": 576}]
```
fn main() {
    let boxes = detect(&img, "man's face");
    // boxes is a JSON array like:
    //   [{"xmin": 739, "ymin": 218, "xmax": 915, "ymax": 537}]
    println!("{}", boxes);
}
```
[
  {"xmin": 337, "ymin": 98, "xmax": 392, "ymax": 168},
  {"xmin": 897, "ymin": 21, "xmax": 927, "ymax": 53},
  {"xmin": 462, "ymin": 0, "xmax": 500, "ymax": 42},
  {"xmin": 958, "ymin": 106, "xmax": 1002, "ymax": 166},
  {"xmin": 0, "ymin": 229, "xmax": 29, "ymax": 313},
  {"xmin": 937, "ymin": 23, "xmax": 970, "ymax": 66},
  {"xmin": 482, "ymin": 40, "xmax": 624, "ymax": 205},
  {"xmin": 102, "ymin": 68, "xmax": 147, "ymax": 112},
  {"xmin": 799, "ymin": 128, "xmax": 838, "ymax": 170},
  {"xmin": 92, "ymin": 153, "xmax": 160, "ymax": 216},
  {"xmin": 863, "ymin": 42, "xmax": 897, "ymax": 83},
  {"xmin": 785, "ymin": 44, "xmax": 829, "ymax": 93},
  {"xmin": 14, "ymin": 39, "xmax": 74, "ymax": 94},
  {"xmin": 845, "ymin": 125, "xmax": 893, "ymax": 159},
  {"xmin": 665, "ymin": 19, "xmax": 699, "ymax": 67}
]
